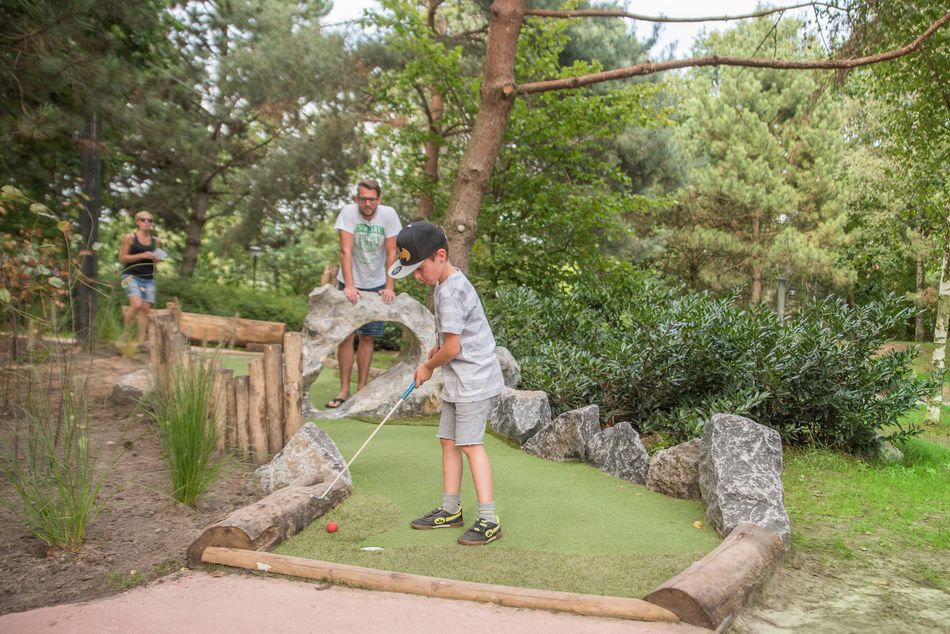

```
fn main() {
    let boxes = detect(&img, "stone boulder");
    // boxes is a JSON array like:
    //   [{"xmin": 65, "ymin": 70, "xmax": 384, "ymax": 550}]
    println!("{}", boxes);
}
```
[
  {"xmin": 879, "ymin": 440, "xmax": 904, "ymax": 464},
  {"xmin": 523, "ymin": 405, "xmax": 600, "ymax": 461},
  {"xmin": 301, "ymin": 285, "xmax": 441, "ymax": 420},
  {"xmin": 646, "ymin": 438, "xmax": 701, "ymax": 499},
  {"xmin": 110, "ymin": 368, "xmax": 152, "ymax": 405},
  {"xmin": 493, "ymin": 346, "xmax": 521, "ymax": 388},
  {"xmin": 255, "ymin": 423, "xmax": 349, "ymax": 493},
  {"xmin": 699, "ymin": 414, "xmax": 790, "ymax": 549},
  {"xmin": 586, "ymin": 421, "xmax": 650, "ymax": 484},
  {"xmin": 489, "ymin": 388, "xmax": 551, "ymax": 445}
]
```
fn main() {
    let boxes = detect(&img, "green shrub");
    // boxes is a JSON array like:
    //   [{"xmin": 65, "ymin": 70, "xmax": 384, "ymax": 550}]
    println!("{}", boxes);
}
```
[
  {"xmin": 0, "ymin": 365, "xmax": 118, "ymax": 550},
  {"xmin": 148, "ymin": 355, "xmax": 229, "ymax": 505},
  {"xmin": 157, "ymin": 277, "xmax": 308, "ymax": 330},
  {"xmin": 488, "ymin": 267, "xmax": 936, "ymax": 455}
]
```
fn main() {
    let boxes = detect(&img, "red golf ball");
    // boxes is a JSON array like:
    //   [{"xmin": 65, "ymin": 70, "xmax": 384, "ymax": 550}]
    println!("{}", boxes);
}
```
[{"xmin": 326, "ymin": 522, "xmax": 338, "ymax": 533}]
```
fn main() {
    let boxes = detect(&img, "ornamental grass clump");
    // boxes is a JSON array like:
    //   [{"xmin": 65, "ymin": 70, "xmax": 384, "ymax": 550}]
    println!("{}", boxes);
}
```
[
  {"xmin": 0, "ymin": 367, "xmax": 117, "ymax": 551},
  {"xmin": 148, "ymin": 355, "xmax": 227, "ymax": 506}
]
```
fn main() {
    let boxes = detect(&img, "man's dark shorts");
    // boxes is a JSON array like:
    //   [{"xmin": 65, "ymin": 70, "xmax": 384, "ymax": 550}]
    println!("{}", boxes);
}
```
[{"xmin": 338, "ymin": 281, "xmax": 385, "ymax": 337}]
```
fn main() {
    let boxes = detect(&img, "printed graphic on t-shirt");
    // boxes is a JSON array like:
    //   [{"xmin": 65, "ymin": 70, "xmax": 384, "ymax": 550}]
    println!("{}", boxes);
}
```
[{"xmin": 354, "ymin": 224, "xmax": 385, "ymax": 265}]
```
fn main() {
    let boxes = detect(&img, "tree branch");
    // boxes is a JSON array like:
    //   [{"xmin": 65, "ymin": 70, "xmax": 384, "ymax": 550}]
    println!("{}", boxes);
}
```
[
  {"xmin": 516, "ymin": 9, "xmax": 950, "ymax": 95},
  {"xmin": 523, "ymin": 2, "xmax": 842, "ymax": 24}
]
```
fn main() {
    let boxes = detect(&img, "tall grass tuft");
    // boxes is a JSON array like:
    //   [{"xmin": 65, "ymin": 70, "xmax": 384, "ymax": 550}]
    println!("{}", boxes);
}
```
[
  {"xmin": 148, "ymin": 355, "xmax": 227, "ymax": 506},
  {"xmin": 0, "ymin": 366, "xmax": 117, "ymax": 551}
]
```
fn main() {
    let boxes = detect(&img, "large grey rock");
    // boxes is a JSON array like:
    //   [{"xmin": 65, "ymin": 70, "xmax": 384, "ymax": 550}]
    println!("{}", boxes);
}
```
[
  {"xmin": 255, "ymin": 423, "xmax": 349, "ymax": 493},
  {"xmin": 879, "ymin": 440, "xmax": 904, "ymax": 464},
  {"xmin": 110, "ymin": 368, "xmax": 152, "ymax": 405},
  {"xmin": 301, "ymin": 285, "xmax": 441, "ymax": 420},
  {"xmin": 523, "ymin": 405, "xmax": 600, "ymax": 461},
  {"xmin": 489, "ymin": 388, "xmax": 551, "ymax": 445},
  {"xmin": 493, "ymin": 346, "xmax": 521, "ymax": 388},
  {"xmin": 699, "ymin": 414, "xmax": 790, "ymax": 550},
  {"xmin": 647, "ymin": 438, "xmax": 701, "ymax": 499},
  {"xmin": 586, "ymin": 421, "xmax": 650, "ymax": 484}
]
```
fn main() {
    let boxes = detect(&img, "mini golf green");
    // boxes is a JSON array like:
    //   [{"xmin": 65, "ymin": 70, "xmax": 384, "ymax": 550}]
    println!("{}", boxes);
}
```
[
  {"xmin": 275, "ymin": 418, "xmax": 720, "ymax": 598},
  {"xmin": 216, "ymin": 351, "xmax": 721, "ymax": 597}
]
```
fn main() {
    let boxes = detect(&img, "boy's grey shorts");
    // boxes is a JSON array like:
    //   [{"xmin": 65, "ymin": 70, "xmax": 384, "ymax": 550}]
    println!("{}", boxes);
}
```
[{"xmin": 437, "ymin": 398, "xmax": 495, "ymax": 446}]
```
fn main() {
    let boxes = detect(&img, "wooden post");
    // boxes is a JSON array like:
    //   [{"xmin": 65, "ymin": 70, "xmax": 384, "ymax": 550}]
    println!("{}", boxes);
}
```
[
  {"xmin": 215, "ymin": 368, "xmax": 233, "ymax": 452},
  {"xmin": 262, "ymin": 344, "xmax": 284, "ymax": 453},
  {"xmin": 247, "ymin": 358, "xmax": 269, "ymax": 464},
  {"xmin": 148, "ymin": 314, "xmax": 162, "ymax": 370},
  {"xmin": 282, "ymin": 332, "xmax": 303, "ymax": 443},
  {"xmin": 234, "ymin": 376, "xmax": 250, "ymax": 459},
  {"xmin": 225, "ymin": 373, "xmax": 237, "ymax": 454}
]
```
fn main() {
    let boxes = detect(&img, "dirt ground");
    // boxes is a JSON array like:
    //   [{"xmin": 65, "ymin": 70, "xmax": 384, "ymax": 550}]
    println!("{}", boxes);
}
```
[
  {"xmin": 1, "ymin": 345, "xmax": 947, "ymax": 632},
  {"xmin": 734, "ymin": 550, "xmax": 950, "ymax": 633},
  {"xmin": 0, "ymin": 346, "xmax": 265, "ymax": 616}
]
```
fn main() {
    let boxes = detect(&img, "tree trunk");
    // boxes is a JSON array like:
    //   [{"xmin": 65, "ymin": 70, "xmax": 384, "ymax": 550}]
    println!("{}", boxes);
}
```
[
  {"xmin": 443, "ymin": 0, "xmax": 524, "ymax": 272},
  {"xmin": 750, "ymin": 210, "xmax": 762, "ymax": 304},
  {"xmin": 916, "ymin": 253, "xmax": 925, "ymax": 342},
  {"xmin": 75, "ymin": 111, "xmax": 102, "ymax": 348},
  {"xmin": 419, "ymin": 1, "xmax": 446, "ymax": 220},
  {"xmin": 419, "ymin": 91, "xmax": 443, "ymax": 220},
  {"xmin": 926, "ymin": 207, "xmax": 950, "ymax": 425},
  {"xmin": 180, "ymin": 169, "xmax": 214, "ymax": 278}
]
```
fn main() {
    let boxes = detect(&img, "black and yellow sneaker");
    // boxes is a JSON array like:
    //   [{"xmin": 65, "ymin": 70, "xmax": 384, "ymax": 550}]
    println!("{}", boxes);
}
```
[
  {"xmin": 457, "ymin": 518, "xmax": 502, "ymax": 545},
  {"xmin": 410, "ymin": 507, "xmax": 464, "ymax": 530}
]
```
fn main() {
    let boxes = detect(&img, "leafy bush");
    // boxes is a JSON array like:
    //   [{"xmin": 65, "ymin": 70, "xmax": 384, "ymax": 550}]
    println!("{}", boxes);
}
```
[
  {"xmin": 148, "ymin": 355, "xmax": 228, "ymax": 506},
  {"xmin": 157, "ymin": 277, "xmax": 308, "ymax": 330},
  {"xmin": 0, "ymin": 365, "xmax": 118, "ymax": 550},
  {"xmin": 488, "ymin": 267, "xmax": 936, "ymax": 455}
]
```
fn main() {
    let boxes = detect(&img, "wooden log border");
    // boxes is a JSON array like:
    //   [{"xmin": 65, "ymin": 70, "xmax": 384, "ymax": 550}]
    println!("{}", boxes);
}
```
[
  {"xmin": 200, "ymin": 547, "xmax": 680, "ymax": 624},
  {"xmin": 643, "ymin": 522, "xmax": 784, "ymax": 629}
]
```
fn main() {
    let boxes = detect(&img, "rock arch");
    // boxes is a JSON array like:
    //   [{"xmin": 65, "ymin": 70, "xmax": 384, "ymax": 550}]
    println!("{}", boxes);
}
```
[{"xmin": 301, "ymin": 285, "xmax": 442, "ymax": 420}]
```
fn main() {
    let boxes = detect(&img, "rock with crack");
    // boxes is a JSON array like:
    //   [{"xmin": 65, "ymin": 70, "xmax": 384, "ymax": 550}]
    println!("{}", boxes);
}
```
[
  {"xmin": 586, "ymin": 421, "xmax": 650, "ymax": 484},
  {"xmin": 699, "ymin": 413, "xmax": 790, "ymax": 549},
  {"xmin": 646, "ymin": 438, "xmax": 701, "ymax": 499},
  {"xmin": 255, "ymin": 423, "xmax": 349, "ymax": 493},
  {"xmin": 489, "ymin": 387, "xmax": 551, "ymax": 445},
  {"xmin": 300, "ymin": 285, "xmax": 441, "ymax": 420},
  {"xmin": 523, "ymin": 404, "xmax": 600, "ymax": 461}
]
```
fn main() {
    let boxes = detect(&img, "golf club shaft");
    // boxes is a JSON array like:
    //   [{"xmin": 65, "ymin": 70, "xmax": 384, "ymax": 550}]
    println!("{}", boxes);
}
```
[{"xmin": 317, "ymin": 381, "xmax": 416, "ymax": 499}]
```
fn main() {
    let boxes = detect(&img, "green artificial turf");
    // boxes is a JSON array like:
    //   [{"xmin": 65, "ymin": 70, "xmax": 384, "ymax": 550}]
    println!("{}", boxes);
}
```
[{"xmin": 274, "ymin": 418, "xmax": 720, "ymax": 597}]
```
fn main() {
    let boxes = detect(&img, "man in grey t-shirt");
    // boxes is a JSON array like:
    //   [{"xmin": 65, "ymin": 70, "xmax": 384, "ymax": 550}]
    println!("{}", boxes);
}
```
[{"xmin": 326, "ymin": 178, "xmax": 402, "ymax": 409}]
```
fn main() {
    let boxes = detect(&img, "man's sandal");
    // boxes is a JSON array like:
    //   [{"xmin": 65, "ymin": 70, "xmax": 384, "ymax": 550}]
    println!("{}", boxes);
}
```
[{"xmin": 325, "ymin": 397, "xmax": 347, "ymax": 409}]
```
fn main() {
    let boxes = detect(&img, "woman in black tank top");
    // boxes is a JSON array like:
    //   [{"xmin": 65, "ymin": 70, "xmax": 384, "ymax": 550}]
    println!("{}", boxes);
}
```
[{"xmin": 118, "ymin": 212, "xmax": 163, "ymax": 348}]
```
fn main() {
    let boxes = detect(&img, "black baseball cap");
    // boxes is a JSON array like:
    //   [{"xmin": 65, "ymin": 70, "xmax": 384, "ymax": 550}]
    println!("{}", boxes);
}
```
[{"xmin": 388, "ymin": 221, "xmax": 448, "ymax": 279}]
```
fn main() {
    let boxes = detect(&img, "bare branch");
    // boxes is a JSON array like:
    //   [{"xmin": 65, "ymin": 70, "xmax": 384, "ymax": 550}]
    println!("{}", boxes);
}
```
[
  {"xmin": 524, "ymin": 2, "xmax": 842, "ymax": 24},
  {"xmin": 516, "ymin": 9, "xmax": 950, "ymax": 95}
]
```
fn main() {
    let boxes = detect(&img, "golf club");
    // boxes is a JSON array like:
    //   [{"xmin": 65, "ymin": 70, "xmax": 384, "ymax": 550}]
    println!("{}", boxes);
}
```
[{"xmin": 314, "ymin": 379, "xmax": 417, "ymax": 500}]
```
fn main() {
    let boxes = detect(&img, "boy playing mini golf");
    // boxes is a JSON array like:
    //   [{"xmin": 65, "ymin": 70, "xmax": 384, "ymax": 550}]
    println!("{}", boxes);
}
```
[{"xmin": 389, "ymin": 221, "xmax": 505, "ymax": 545}]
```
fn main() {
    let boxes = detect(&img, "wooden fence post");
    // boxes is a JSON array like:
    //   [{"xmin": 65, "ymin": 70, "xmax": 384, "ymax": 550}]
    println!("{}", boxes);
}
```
[
  {"xmin": 263, "ymin": 344, "xmax": 284, "ymax": 453},
  {"xmin": 215, "ymin": 368, "xmax": 233, "ymax": 452},
  {"xmin": 247, "ymin": 358, "xmax": 269, "ymax": 464},
  {"xmin": 234, "ymin": 376, "xmax": 250, "ymax": 460},
  {"xmin": 282, "ymin": 332, "xmax": 303, "ymax": 443}
]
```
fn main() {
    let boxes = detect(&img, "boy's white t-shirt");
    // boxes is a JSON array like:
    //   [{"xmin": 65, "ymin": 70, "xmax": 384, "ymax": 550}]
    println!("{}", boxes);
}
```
[
  {"xmin": 334, "ymin": 203, "xmax": 402, "ymax": 289},
  {"xmin": 435, "ymin": 270, "xmax": 504, "ymax": 403}
]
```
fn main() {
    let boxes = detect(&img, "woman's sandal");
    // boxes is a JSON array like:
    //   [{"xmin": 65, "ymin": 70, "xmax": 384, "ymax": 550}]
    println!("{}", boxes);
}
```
[{"xmin": 325, "ymin": 397, "xmax": 347, "ymax": 409}]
